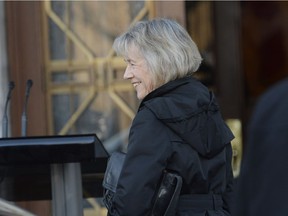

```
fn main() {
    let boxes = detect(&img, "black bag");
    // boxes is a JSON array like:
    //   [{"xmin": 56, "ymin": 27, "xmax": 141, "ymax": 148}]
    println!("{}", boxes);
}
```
[
  {"xmin": 102, "ymin": 151, "xmax": 182, "ymax": 216},
  {"xmin": 102, "ymin": 151, "xmax": 126, "ymax": 210},
  {"xmin": 151, "ymin": 170, "xmax": 182, "ymax": 216}
]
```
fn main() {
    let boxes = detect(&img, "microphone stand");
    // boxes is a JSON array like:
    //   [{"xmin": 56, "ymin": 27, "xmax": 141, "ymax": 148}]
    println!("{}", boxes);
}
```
[
  {"xmin": 2, "ymin": 81, "xmax": 15, "ymax": 138},
  {"xmin": 21, "ymin": 80, "xmax": 33, "ymax": 137}
]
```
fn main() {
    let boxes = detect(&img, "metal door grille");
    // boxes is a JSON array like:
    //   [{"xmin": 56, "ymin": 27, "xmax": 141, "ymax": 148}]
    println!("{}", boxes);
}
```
[{"xmin": 41, "ymin": 1, "xmax": 155, "ymax": 215}]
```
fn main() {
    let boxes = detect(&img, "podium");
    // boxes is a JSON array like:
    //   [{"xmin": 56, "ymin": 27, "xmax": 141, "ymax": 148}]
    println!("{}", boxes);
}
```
[{"xmin": 0, "ymin": 134, "xmax": 109, "ymax": 216}]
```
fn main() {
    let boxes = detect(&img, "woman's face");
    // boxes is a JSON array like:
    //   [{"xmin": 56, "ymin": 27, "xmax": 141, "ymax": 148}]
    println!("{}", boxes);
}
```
[{"xmin": 123, "ymin": 45, "xmax": 154, "ymax": 100}]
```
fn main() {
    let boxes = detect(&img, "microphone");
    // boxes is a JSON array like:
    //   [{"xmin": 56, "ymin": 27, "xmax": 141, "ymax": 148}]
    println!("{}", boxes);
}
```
[
  {"xmin": 21, "ymin": 79, "xmax": 33, "ymax": 136},
  {"xmin": 2, "ymin": 81, "xmax": 15, "ymax": 138}
]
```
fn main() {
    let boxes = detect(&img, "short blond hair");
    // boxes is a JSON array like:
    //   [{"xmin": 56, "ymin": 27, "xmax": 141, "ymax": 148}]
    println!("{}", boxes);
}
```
[{"xmin": 113, "ymin": 18, "xmax": 202, "ymax": 87}]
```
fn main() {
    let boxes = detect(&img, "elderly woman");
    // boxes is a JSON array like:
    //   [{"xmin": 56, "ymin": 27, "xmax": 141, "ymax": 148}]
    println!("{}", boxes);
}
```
[{"xmin": 104, "ymin": 18, "xmax": 234, "ymax": 216}]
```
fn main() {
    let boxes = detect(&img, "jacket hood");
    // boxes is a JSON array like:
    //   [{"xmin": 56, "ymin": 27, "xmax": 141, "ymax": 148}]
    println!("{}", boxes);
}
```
[{"xmin": 142, "ymin": 77, "xmax": 234, "ymax": 158}]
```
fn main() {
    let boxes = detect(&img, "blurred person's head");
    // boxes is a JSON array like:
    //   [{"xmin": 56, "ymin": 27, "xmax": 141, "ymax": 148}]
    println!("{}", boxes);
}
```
[{"xmin": 113, "ymin": 18, "xmax": 202, "ymax": 100}]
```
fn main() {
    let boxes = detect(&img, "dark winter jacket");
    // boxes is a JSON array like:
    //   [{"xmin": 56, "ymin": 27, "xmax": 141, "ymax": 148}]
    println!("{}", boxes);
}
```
[{"xmin": 109, "ymin": 76, "xmax": 234, "ymax": 216}]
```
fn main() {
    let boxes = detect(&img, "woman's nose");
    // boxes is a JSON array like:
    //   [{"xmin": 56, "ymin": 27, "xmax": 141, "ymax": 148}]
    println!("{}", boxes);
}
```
[{"xmin": 123, "ymin": 66, "xmax": 133, "ymax": 80}]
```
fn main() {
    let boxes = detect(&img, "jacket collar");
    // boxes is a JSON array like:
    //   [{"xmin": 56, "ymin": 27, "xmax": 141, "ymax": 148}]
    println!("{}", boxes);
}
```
[{"xmin": 141, "ymin": 76, "xmax": 193, "ymax": 104}]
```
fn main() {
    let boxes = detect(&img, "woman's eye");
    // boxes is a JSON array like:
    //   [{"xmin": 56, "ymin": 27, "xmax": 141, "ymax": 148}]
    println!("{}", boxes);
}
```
[
  {"xmin": 128, "ymin": 62, "xmax": 135, "ymax": 67},
  {"xmin": 124, "ymin": 59, "xmax": 136, "ymax": 67}
]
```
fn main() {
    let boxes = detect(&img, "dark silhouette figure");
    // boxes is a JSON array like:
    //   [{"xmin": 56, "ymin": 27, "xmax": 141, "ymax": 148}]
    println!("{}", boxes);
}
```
[{"xmin": 234, "ymin": 78, "xmax": 288, "ymax": 216}]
